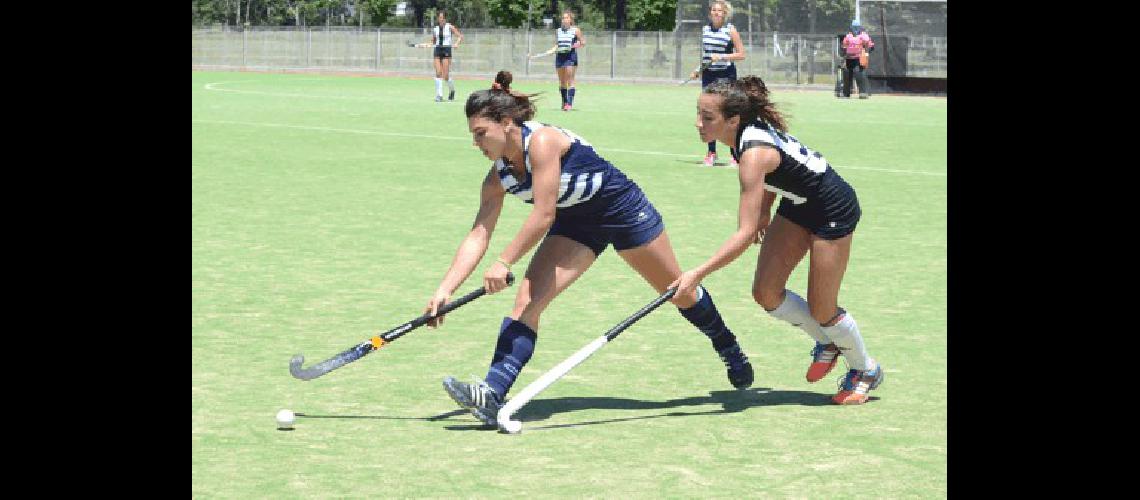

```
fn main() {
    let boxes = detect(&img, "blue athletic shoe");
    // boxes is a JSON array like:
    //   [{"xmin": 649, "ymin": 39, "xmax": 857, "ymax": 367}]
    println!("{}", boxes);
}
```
[
  {"xmin": 442, "ymin": 376, "xmax": 503, "ymax": 427},
  {"xmin": 717, "ymin": 343, "xmax": 754, "ymax": 389},
  {"xmin": 833, "ymin": 364, "xmax": 884, "ymax": 405}
]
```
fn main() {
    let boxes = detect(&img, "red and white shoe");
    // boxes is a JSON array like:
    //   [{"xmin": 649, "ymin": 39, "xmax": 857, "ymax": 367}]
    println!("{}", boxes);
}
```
[
  {"xmin": 562, "ymin": 103, "xmax": 572, "ymax": 111},
  {"xmin": 703, "ymin": 152, "xmax": 717, "ymax": 167},
  {"xmin": 833, "ymin": 365, "xmax": 884, "ymax": 405},
  {"xmin": 729, "ymin": 156, "xmax": 738, "ymax": 168},
  {"xmin": 806, "ymin": 342, "xmax": 841, "ymax": 383}
]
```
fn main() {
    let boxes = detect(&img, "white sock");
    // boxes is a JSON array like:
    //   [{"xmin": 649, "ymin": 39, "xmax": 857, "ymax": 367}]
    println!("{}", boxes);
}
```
[
  {"xmin": 766, "ymin": 290, "xmax": 829, "ymax": 344},
  {"xmin": 434, "ymin": 78, "xmax": 442, "ymax": 96},
  {"xmin": 820, "ymin": 312, "xmax": 876, "ymax": 372},
  {"xmin": 447, "ymin": 78, "xmax": 455, "ymax": 91}
]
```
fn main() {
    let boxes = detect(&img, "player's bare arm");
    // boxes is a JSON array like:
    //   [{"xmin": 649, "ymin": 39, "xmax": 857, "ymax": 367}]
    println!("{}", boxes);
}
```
[
  {"xmin": 428, "ymin": 168, "xmax": 506, "ymax": 326},
  {"xmin": 483, "ymin": 128, "xmax": 567, "ymax": 292}
]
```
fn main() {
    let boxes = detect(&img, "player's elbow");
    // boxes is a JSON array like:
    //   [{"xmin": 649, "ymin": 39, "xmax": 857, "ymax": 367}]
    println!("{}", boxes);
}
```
[
  {"xmin": 527, "ymin": 206, "xmax": 556, "ymax": 229},
  {"xmin": 533, "ymin": 209, "xmax": 556, "ymax": 227}
]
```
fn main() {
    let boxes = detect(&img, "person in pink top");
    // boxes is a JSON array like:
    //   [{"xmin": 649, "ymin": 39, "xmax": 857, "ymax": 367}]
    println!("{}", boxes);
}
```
[{"xmin": 841, "ymin": 20, "xmax": 875, "ymax": 99}]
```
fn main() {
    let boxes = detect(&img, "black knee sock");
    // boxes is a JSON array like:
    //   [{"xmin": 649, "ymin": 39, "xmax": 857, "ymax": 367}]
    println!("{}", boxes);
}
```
[
  {"xmin": 484, "ymin": 317, "xmax": 538, "ymax": 398},
  {"xmin": 678, "ymin": 286, "xmax": 738, "ymax": 351}
]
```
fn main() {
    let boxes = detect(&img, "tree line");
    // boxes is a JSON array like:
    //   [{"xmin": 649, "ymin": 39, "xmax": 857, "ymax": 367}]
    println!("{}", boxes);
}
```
[{"xmin": 191, "ymin": 0, "xmax": 856, "ymax": 33}]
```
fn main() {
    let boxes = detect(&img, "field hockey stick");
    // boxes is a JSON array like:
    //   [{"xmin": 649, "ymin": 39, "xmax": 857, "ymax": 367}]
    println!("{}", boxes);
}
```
[
  {"xmin": 497, "ymin": 287, "xmax": 677, "ymax": 434},
  {"xmin": 289, "ymin": 273, "xmax": 515, "ymax": 381},
  {"xmin": 407, "ymin": 40, "xmax": 432, "ymax": 48},
  {"xmin": 679, "ymin": 62, "xmax": 710, "ymax": 86}
]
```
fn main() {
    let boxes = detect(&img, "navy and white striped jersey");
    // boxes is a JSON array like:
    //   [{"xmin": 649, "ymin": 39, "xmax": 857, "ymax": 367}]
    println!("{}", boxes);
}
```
[
  {"xmin": 556, "ymin": 27, "xmax": 579, "ymax": 53},
  {"xmin": 433, "ymin": 23, "xmax": 454, "ymax": 46},
  {"xmin": 701, "ymin": 23, "xmax": 736, "ymax": 71},
  {"xmin": 732, "ymin": 119, "xmax": 854, "ymax": 207},
  {"xmin": 495, "ymin": 121, "xmax": 636, "ymax": 216}
]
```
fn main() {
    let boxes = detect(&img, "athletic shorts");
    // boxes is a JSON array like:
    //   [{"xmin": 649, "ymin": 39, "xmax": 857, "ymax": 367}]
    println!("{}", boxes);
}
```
[
  {"xmin": 546, "ymin": 188, "xmax": 664, "ymax": 256},
  {"xmin": 702, "ymin": 65, "xmax": 737, "ymax": 88},
  {"xmin": 555, "ymin": 51, "xmax": 578, "ymax": 68},
  {"xmin": 774, "ymin": 186, "xmax": 861, "ymax": 240},
  {"xmin": 433, "ymin": 47, "xmax": 452, "ymax": 59}
]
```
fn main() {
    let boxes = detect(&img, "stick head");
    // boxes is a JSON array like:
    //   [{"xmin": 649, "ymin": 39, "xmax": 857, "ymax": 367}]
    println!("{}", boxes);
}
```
[
  {"xmin": 289, "ymin": 354, "xmax": 318, "ymax": 380},
  {"xmin": 499, "ymin": 419, "xmax": 522, "ymax": 434}
]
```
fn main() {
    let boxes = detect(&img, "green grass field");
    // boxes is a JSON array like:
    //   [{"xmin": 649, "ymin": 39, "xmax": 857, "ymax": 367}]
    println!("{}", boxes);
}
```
[{"xmin": 192, "ymin": 70, "xmax": 947, "ymax": 498}]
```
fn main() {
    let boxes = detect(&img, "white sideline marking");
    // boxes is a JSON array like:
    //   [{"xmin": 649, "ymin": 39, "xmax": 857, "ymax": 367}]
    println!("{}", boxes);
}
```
[{"xmin": 192, "ymin": 118, "xmax": 947, "ymax": 177}]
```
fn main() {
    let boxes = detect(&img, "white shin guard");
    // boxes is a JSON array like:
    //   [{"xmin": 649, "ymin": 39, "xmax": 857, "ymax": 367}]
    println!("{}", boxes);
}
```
[
  {"xmin": 434, "ymin": 78, "xmax": 443, "ymax": 96},
  {"xmin": 820, "ymin": 312, "xmax": 875, "ymax": 372},
  {"xmin": 767, "ymin": 290, "xmax": 829, "ymax": 344}
]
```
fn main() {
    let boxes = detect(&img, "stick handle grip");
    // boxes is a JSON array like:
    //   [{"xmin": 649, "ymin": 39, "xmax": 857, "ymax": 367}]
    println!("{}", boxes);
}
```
[{"xmin": 382, "ymin": 272, "xmax": 515, "ymax": 342}]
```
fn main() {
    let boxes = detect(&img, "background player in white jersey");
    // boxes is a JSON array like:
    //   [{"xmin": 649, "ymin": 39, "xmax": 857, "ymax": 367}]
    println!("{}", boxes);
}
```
[
  {"xmin": 427, "ymin": 71, "xmax": 754, "ymax": 427},
  {"xmin": 418, "ymin": 10, "xmax": 463, "ymax": 102},
  {"xmin": 672, "ymin": 75, "xmax": 884, "ymax": 405},
  {"xmin": 690, "ymin": 1, "xmax": 745, "ymax": 167},
  {"xmin": 530, "ymin": 10, "xmax": 585, "ymax": 111}
]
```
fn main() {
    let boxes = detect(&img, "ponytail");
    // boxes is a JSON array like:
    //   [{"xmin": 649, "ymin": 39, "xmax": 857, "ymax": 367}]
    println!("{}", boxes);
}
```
[
  {"xmin": 465, "ymin": 70, "xmax": 540, "ymax": 124},
  {"xmin": 703, "ymin": 76, "xmax": 787, "ymax": 131}
]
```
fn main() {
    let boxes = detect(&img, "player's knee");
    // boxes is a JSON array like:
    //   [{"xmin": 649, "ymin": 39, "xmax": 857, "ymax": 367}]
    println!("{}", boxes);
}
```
[{"xmin": 752, "ymin": 286, "xmax": 783, "ymax": 311}]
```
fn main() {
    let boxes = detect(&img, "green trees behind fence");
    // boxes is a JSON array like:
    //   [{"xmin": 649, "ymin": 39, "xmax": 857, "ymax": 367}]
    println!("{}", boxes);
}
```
[{"xmin": 191, "ymin": 0, "xmax": 857, "ymax": 33}]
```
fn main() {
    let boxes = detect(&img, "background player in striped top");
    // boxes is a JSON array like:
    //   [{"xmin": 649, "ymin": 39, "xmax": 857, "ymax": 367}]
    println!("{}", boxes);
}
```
[
  {"xmin": 526, "ymin": 9, "xmax": 583, "ymax": 111},
  {"xmin": 428, "ymin": 71, "xmax": 754, "ymax": 427},
  {"xmin": 672, "ymin": 76, "xmax": 884, "ymax": 405},
  {"xmin": 529, "ymin": 10, "xmax": 585, "ymax": 111},
  {"xmin": 690, "ymin": 1, "xmax": 745, "ymax": 167},
  {"xmin": 419, "ymin": 10, "xmax": 463, "ymax": 102}
]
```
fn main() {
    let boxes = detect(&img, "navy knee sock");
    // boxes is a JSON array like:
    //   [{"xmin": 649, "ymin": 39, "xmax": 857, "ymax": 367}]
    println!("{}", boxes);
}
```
[
  {"xmin": 559, "ymin": 87, "xmax": 568, "ymax": 105},
  {"xmin": 484, "ymin": 317, "xmax": 538, "ymax": 398},
  {"xmin": 678, "ymin": 286, "xmax": 738, "ymax": 351},
  {"xmin": 707, "ymin": 141, "xmax": 717, "ymax": 154},
  {"xmin": 567, "ymin": 87, "xmax": 576, "ymax": 105}
]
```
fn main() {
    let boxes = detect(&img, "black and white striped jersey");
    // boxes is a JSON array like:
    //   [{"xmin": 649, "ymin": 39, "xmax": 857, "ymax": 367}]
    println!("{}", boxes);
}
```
[
  {"xmin": 702, "ymin": 23, "xmax": 736, "ymax": 71},
  {"xmin": 556, "ymin": 27, "xmax": 579, "ymax": 54},
  {"xmin": 732, "ymin": 119, "xmax": 855, "ymax": 207},
  {"xmin": 495, "ymin": 121, "xmax": 638, "ymax": 216}
]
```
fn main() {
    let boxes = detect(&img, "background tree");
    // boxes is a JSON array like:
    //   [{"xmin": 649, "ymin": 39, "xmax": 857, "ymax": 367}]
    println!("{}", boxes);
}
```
[
  {"xmin": 483, "ymin": 0, "xmax": 530, "ymax": 28},
  {"xmin": 360, "ymin": 0, "xmax": 398, "ymax": 26},
  {"xmin": 626, "ymin": 0, "xmax": 673, "ymax": 30}
]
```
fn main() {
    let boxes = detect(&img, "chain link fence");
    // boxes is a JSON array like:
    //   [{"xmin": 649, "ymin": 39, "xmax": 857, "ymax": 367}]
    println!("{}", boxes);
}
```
[{"xmin": 193, "ymin": 26, "xmax": 944, "ymax": 86}]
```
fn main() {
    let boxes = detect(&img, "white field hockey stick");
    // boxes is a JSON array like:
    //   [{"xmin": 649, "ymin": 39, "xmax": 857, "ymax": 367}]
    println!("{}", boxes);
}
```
[{"xmin": 497, "ymin": 288, "xmax": 677, "ymax": 434}]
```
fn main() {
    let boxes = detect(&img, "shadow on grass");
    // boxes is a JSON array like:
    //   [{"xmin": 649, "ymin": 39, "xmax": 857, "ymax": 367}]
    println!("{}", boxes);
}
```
[
  {"xmin": 443, "ymin": 387, "xmax": 879, "ymax": 432},
  {"xmin": 294, "ymin": 389, "xmax": 879, "ymax": 432}
]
